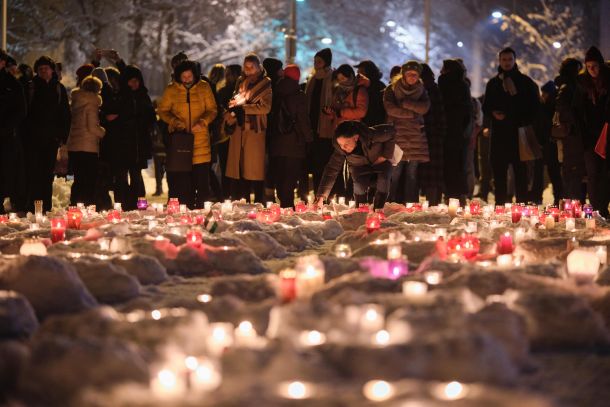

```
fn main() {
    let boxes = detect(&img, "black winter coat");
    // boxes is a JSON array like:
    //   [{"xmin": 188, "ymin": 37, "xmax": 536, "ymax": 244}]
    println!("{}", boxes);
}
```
[
  {"xmin": 26, "ymin": 75, "xmax": 71, "ymax": 145},
  {"xmin": 482, "ymin": 67, "xmax": 539, "ymax": 160},
  {"xmin": 418, "ymin": 80, "xmax": 446, "ymax": 188},
  {"xmin": 269, "ymin": 78, "xmax": 313, "ymax": 158},
  {"xmin": 555, "ymin": 79, "xmax": 586, "ymax": 176},
  {"xmin": 363, "ymin": 78, "xmax": 386, "ymax": 126},
  {"xmin": 576, "ymin": 66, "xmax": 610, "ymax": 150},
  {"xmin": 101, "ymin": 87, "xmax": 155, "ymax": 169},
  {"xmin": 316, "ymin": 123, "xmax": 396, "ymax": 199},
  {"xmin": 438, "ymin": 70, "xmax": 471, "ymax": 151}
]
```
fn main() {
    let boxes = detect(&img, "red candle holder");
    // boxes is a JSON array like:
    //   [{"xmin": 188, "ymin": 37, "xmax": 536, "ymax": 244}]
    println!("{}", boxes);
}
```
[
  {"xmin": 67, "ymin": 207, "xmax": 83, "ymax": 229},
  {"xmin": 50, "ymin": 217, "xmax": 66, "ymax": 243},
  {"xmin": 365, "ymin": 212, "xmax": 381, "ymax": 233},
  {"xmin": 358, "ymin": 204, "xmax": 371, "ymax": 213},
  {"xmin": 497, "ymin": 232, "xmax": 515, "ymax": 254},
  {"xmin": 511, "ymin": 205, "xmax": 522, "ymax": 223},
  {"xmin": 0, "ymin": 215, "xmax": 7, "ymax": 224},
  {"xmin": 194, "ymin": 214, "xmax": 205, "ymax": 225},
  {"xmin": 107, "ymin": 210, "xmax": 121, "ymax": 223},
  {"xmin": 256, "ymin": 209, "xmax": 275, "ymax": 224},
  {"xmin": 167, "ymin": 198, "xmax": 180, "ymax": 215},
  {"xmin": 295, "ymin": 201, "xmax": 307, "ymax": 213},
  {"xmin": 572, "ymin": 200, "xmax": 582, "ymax": 218},
  {"xmin": 322, "ymin": 212, "xmax": 333, "ymax": 220},
  {"xmin": 186, "ymin": 228, "xmax": 203, "ymax": 247},
  {"xmin": 447, "ymin": 234, "xmax": 480, "ymax": 260},
  {"xmin": 469, "ymin": 200, "xmax": 481, "ymax": 216},
  {"xmin": 179, "ymin": 214, "xmax": 192, "ymax": 225},
  {"xmin": 495, "ymin": 205, "xmax": 505, "ymax": 215},
  {"xmin": 279, "ymin": 269, "xmax": 297, "ymax": 303},
  {"xmin": 548, "ymin": 206, "xmax": 560, "ymax": 222}
]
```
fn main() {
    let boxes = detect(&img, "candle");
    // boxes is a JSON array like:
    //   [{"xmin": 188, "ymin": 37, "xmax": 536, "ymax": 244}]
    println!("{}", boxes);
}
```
[
  {"xmin": 365, "ymin": 212, "xmax": 381, "ymax": 233},
  {"xmin": 50, "ymin": 217, "xmax": 66, "ymax": 243},
  {"xmin": 295, "ymin": 255, "xmax": 325, "ymax": 298},
  {"xmin": 573, "ymin": 200, "xmax": 582, "ymax": 218},
  {"xmin": 544, "ymin": 215, "xmax": 555, "ymax": 229},
  {"xmin": 167, "ymin": 198, "xmax": 180, "ymax": 214},
  {"xmin": 466, "ymin": 221, "xmax": 477, "ymax": 233},
  {"xmin": 469, "ymin": 200, "xmax": 481, "ymax": 215},
  {"xmin": 186, "ymin": 228, "xmax": 203, "ymax": 248},
  {"xmin": 402, "ymin": 281, "xmax": 428, "ymax": 298},
  {"xmin": 137, "ymin": 197, "xmax": 148, "ymax": 210},
  {"xmin": 496, "ymin": 254, "xmax": 513, "ymax": 268},
  {"xmin": 298, "ymin": 330, "xmax": 326, "ymax": 347},
  {"xmin": 277, "ymin": 381, "xmax": 314, "ymax": 400},
  {"xmin": 422, "ymin": 200, "xmax": 429, "ymax": 210},
  {"xmin": 372, "ymin": 329, "xmax": 391, "ymax": 346},
  {"xmin": 511, "ymin": 205, "xmax": 522, "ymax": 223},
  {"xmin": 9, "ymin": 213, "xmax": 17, "ymax": 221},
  {"xmin": 586, "ymin": 218, "xmax": 596, "ymax": 230},
  {"xmin": 19, "ymin": 238, "xmax": 48, "ymax": 256},
  {"xmin": 432, "ymin": 381, "xmax": 469, "ymax": 401},
  {"xmin": 279, "ymin": 269, "xmax": 297, "ymax": 302},
  {"xmin": 334, "ymin": 243, "xmax": 352, "ymax": 258},
  {"xmin": 106, "ymin": 210, "xmax": 121, "ymax": 223},
  {"xmin": 29, "ymin": 223, "xmax": 40, "ymax": 231},
  {"xmin": 109, "ymin": 237, "xmax": 129, "ymax": 253},
  {"xmin": 567, "ymin": 249, "xmax": 600, "ymax": 283},
  {"xmin": 463, "ymin": 206, "xmax": 471, "ymax": 218},
  {"xmin": 514, "ymin": 227, "xmax": 526, "ymax": 243},
  {"xmin": 363, "ymin": 380, "xmax": 395, "ymax": 402},
  {"xmin": 190, "ymin": 358, "xmax": 222, "ymax": 392},
  {"xmin": 566, "ymin": 218, "xmax": 576, "ymax": 231},
  {"xmin": 424, "ymin": 270, "xmax": 443, "ymax": 285},
  {"xmin": 387, "ymin": 259, "xmax": 409, "ymax": 279},
  {"xmin": 497, "ymin": 232, "xmax": 514, "ymax": 254},
  {"xmin": 583, "ymin": 204, "xmax": 593, "ymax": 219},
  {"xmin": 448, "ymin": 198, "xmax": 459, "ymax": 217},
  {"xmin": 596, "ymin": 246, "xmax": 608, "ymax": 266},
  {"xmin": 338, "ymin": 197, "xmax": 346, "ymax": 206},
  {"xmin": 207, "ymin": 322, "xmax": 235, "ymax": 356},
  {"xmin": 295, "ymin": 201, "xmax": 307, "ymax": 213},
  {"xmin": 150, "ymin": 368, "xmax": 186, "ymax": 399},
  {"xmin": 234, "ymin": 320, "xmax": 258, "ymax": 347},
  {"xmin": 387, "ymin": 242, "xmax": 402, "ymax": 260},
  {"xmin": 34, "ymin": 200, "xmax": 43, "ymax": 220},
  {"xmin": 67, "ymin": 207, "xmax": 83, "ymax": 229},
  {"xmin": 359, "ymin": 304, "xmax": 385, "ymax": 333},
  {"xmin": 348, "ymin": 200, "xmax": 356, "ymax": 209}
]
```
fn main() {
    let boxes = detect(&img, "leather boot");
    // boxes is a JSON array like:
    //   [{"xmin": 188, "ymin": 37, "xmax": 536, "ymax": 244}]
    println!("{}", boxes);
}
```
[{"xmin": 373, "ymin": 191, "xmax": 388, "ymax": 211}]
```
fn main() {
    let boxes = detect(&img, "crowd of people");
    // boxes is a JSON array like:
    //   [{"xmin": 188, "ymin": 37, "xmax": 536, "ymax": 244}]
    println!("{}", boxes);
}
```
[{"xmin": 0, "ymin": 44, "xmax": 608, "ymax": 217}]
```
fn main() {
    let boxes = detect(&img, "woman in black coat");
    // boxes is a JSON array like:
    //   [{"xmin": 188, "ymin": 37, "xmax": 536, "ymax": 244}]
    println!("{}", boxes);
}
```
[
  {"xmin": 438, "ymin": 59, "xmax": 471, "ymax": 203},
  {"xmin": 268, "ymin": 65, "xmax": 313, "ymax": 208},
  {"xmin": 102, "ymin": 64, "xmax": 155, "ymax": 210}
]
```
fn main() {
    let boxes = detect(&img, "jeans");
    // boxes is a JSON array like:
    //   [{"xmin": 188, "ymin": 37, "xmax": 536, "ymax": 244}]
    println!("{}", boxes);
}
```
[
  {"xmin": 350, "ymin": 161, "xmax": 393, "ymax": 197},
  {"xmin": 389, "ymin": 161, "xmax": 419, "ymax": 203}
]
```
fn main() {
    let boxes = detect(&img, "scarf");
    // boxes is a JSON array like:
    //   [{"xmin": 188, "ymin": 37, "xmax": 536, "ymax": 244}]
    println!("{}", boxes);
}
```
[
  {"xmin": 498, "ymin": 68, "xmax": 518, "ymax": 96},
  {"xmin": 236, "ymin": 70, "xmax": 271, "ymax": 131},
  {"xmin": 393, "ymin": 78, "xmax": 424, "ymax": 103},
  {"xmin": 333, "ymin": 77, "xmax": 356, "ymax": 109}
]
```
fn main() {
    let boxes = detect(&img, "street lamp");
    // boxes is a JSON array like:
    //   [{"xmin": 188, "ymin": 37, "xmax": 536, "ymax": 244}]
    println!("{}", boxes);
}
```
[
  {"xmin": 491, "ymin": 11, "xmax": 503, "ymax": 19},
  {"xmin": 457, "ymin": 41, "xmax": 464, "ymax": 48},
  {"xmin": 285, "ymin": 0, "xmax": 297, "ymax": 63},
  {"xmin": 321, "ymin": 37, "xmax": 332, "ymax": 45},
  {"xmin": 553, "ymin": 41, "xmax": 561, "ymax": 49}
]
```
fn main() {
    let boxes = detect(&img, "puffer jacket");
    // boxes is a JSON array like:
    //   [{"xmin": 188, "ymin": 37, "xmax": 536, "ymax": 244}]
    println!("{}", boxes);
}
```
[
  {"xmin": 383, "ymin": 78, "xmax": 430, "ymax": 162},
  {"xmin": 332, "ymin": 75, "xmax": 370, "ymax": 127},
  {"xmin": 316, "ymin": 123, "xmax": 396, "ymax": 199},
  {"xmin": 158, "ymin": 79, "xmax": 217, "ymax": 164},
  {"xmin": 66, "ymin": 88, "xmax": 105, "ymax": 153}
]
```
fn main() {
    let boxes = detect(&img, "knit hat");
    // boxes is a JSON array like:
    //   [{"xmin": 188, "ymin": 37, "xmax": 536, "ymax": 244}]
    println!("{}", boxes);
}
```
[
  {"xmin": 173, "ymin": 60, "xmax": 199, "ymax": 85},
  {"xmin": 401, "ymin": 60, "xmax": 422, "ymax": 75},
  {"xmin": 315, "ymin": 48, "xmax": 332, "ymax": 67},
  {"xmin": 91, "ymin": 67, "xmax": 109, "ymax": 84},
  {"xmin": 263, "ymin": 58, "xmax": 283, "ymax": 75},
  {"xmin": 33, "ymin": 55, "xmax": 56, "ymax": 72},
  {"xmin": 123, "ymin": 65, "xmax": 146, "ymax": 89},
  {"xmin": 76, "ymin": 64, "xmax": 95, "ymax": 84},
  {"xmin": 334, "ymin": 64, "xmax": 354, "ymax": 80},
  {"xmin": 585, "ymin": 46, "xmax": 604, "ymax": 64},
  {"xmin": 283, "ymin": 64, "xmax": 301, "ymax": 82},
  {"xmin": 171, "ymin": 51, "xmax": 188, "ymax": 69}
]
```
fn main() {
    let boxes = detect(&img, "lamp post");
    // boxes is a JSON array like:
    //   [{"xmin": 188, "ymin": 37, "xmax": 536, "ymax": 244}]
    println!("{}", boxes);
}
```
[
  {"xmin": 285, "ymin": 0, "xmax": 297, "ymax": 64},
  {"xmin": 424, "ymin": 0, "xmax": 430, "ymax": 63},
  {"xmin": 1, "ymin": 0, "xmax": 7, "ymax": 50}
]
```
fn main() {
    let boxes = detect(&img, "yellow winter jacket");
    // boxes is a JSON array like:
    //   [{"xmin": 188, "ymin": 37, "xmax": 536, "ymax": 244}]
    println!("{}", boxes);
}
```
[{"xmin": 157, "ymin": 80, "xmax": 217, "ymax": 164}]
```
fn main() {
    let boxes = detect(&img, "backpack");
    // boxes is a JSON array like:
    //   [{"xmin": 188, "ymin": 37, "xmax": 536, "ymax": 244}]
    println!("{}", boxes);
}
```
[{"xmin": 277, "ymin": 99, "xmax": 296, "ymax": 135}]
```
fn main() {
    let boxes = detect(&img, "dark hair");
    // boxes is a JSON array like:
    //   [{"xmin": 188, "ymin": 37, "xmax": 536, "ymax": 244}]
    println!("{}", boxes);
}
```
[
  {"xmin": 389, "ymin": 65, "xmax": 401, "ymax": 79},
  {"xmin": 244, "ymin": 53, "xmax": 261, "ymax": 66},
  {"xmin": 18, "ymin": 64, "xmax": 33, "ymax": 80},
  {"xmin": 225, "ymin": 64, "xmax": 242, "ymax": 79},
  {"xmin": 171, "ymin": 51, "xmax": 188, "ymax": 69},
  {"xmin": 208, "ymin": 64, "xmax": 225, "ymax": 84},
  {"xmin": 499, "ymin": 47, "xmax": 517, "ymax": 58},
  {"xmin": 34, "ymin": 55, "xmax": 56, "ymax": 72},
  {"xmin": 333, "ymin": 64, "xmax": 355, "ymax": 81},
  {"xmin": 335, "ymin": 120, "xmax": 367, "ymax": 139},
  {"xmin": 105, "ymin": 67, "xmax": 120, "ymax": 82},
  {"xmin": 559, "ymin": 58, "xmax": 582, "ymax": 80},
  {"xmin": 356, "ymin": 60, "xmax": 382, "ymax": 81},
  {"xmin": 80, "ymin": 75, "xmax": 102, "ymax": 94}
]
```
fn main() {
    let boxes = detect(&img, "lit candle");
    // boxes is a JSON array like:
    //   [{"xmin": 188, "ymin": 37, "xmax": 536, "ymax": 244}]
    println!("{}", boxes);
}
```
[
  {"xmin": 295, "ymin": 201, "xmax": 307, "ymax": 213},
  {"xmin": 204, "ymin": 201, "xmax": 213, "ymax": 211},
  {"xmin": 295, "ymin": 255, "xmax": 326, "ymax": 298},
  {"xmin": 137, "ymin": 197, "xmax": 148, "ymax": 210},
  {"xmin": 386, "ymin": 259, "xmax": 409, "ymax": 279},
  {"xmin": 514, "ymin": 227, "xmax": 526, "ymax": 243},
  {"xmin": 66, "ymin": 207, "xmax": 83, "ymax": 229},
  {"xmin": 186, "ymin": 228, "xmax": 203, "ymax": 247},
  {"xmin": 106, "ymin": 210, "xmax": 121, "ymax": 223},
  {"xmin": 278, "ymin": 269, "xmax": 297, "ymax": 302},
  {"xmin": 234, "ymin": 320, "xmax": 258, "ymax": 347},
  {"xmin": 387, "ymin": 242, "xmax": 402, "ymax": 260},
  {"xmin": 334, "ymin": 243, "xmax": 352, "ymax": 258},
  {"xmin": 50, "ymin": 217, "xmax": 66, "ymax": 243},
  {"xmin": 496, "ymin": 254, "xmax": 513, "ymax": 268},
  {"xmin": 566, "ymin": 218, "xmax": 576, "ymax": 231},
  {"xmin": 167, "ymin": 198, "xmax": 180, "ymax": 214},
  {"xmin": 19, "ymin": 238, "xmax": 48, "ymax": 256},
  {"xmin": 497, "ymin": 232, "xmax": 514, "ymax": 254},
  {"xmin": 372, "ymin": 329, "xmax": 391, "ymax": 346},
  {"xmin": 365, "ymin": 212, "xmax": 381, "ymax": 233},
  {"xmin": 363, "ymin": 380, "xmax": 395, "ymax": 402},
  {"xmin": 190, "ymin": 358, "xmax": 222, "ymax": 392},
  {"xmin": 298, "ymin": 330, "xmax": 326, "ymax": 347},
  {"xmin": 359, "ymin": 304, "xmax": 385, "ymax": 333},
  {"xmin": 338, "ymin": 197, "xmax": 346, "ymax": 206},
  {"xmin": 277, "ymin": 381, "xmax": 314, "ymax": 400},
  {"xmin": 511, "ymin": 205, "xmax": 522, "ymax": 223},
  {"xmin": 567, "ymin": 249, "xmax": 600, "ymax": 283},
  {"xmin": 402, "ymin": 281, "xmax": 428, "ymax": 299},
  {"xmin": 424, "ymin": 270, "xmax": 443, "ymax": 285},
  {"xmin": 586, "ymin": 218, "xmax": 596, "ymax": 230},
  {"xmin": 422, "ymin": 200, "xmax": 429, "ymax": 210},
  {"xmin": 348, "ymin": 200, "xmax": 356, "ymax": 209},
  {"xmin": 463, "ymin": 205, "xmax": 471, "ymax": 219},
  {"xmin": 469, "ymin": 200, "xmax": 481, "ymax": 215},
  {"xmin": 544, "ymin": 215, "xmax": 555, "ymax": 229},
  {"xmin": 448, "ymin": 198, "xmax": 460, "ymax": 217},
  {"xmin": 150, "ymin": 368, "xmax": 186, "ymax": 399},
  {"xmin": 34, "ymin": 200, "xmax": 43, "ymax": 222},
  {"xmin": 432, "ymin": 381, "xmax": 469, "ymax": 401},
  {"xmin": 206, "ymin": 322, "xmax": 234, "ymax": 356},
  {"xmin": 583, "ymin": 204, "xmax": 593, "ymax": 219}
]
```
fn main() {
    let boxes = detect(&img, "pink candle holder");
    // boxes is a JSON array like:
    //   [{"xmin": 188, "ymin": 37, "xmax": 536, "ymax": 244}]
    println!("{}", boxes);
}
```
[
  {"xmin": 186, "ymin": 228, "xmax": 203, "ymax": 247},
  {"xmin": 497, "ymin": 232, "xmax": 515, "ymax": 255},
  {"xmin": 365, "ymin": 212, "xmax": 381, "ymax": 233}
]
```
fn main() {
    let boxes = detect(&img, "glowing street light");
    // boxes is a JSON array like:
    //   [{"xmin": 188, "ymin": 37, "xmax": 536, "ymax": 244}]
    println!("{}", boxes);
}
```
[
  {"xmin": 553, "ymin": 41, "xmax": 562, "ymax": 49},
  {"xmin": 386, "ymin": 20, "xmax": 396, "ymax": 27},
  {"xmin": 321, "ymin": 37, "xmax": 333, "ymax": 45},
  {"xmin": 457, "ymin": 41, "xmax": 464, "ymax": 47},
  {"xmin": 491, "ymin": 11, "xmax": 503, "ymax": 18}
]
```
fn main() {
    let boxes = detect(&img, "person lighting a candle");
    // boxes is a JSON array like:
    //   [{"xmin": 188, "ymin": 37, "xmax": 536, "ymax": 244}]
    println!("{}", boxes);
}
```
[{"xmin": 315, "ymin": 121, "xmax": 396, "ymax": 210}]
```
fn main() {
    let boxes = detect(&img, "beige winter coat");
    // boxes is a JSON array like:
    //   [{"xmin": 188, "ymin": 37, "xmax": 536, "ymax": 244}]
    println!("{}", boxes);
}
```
[{"xmin": 67, "ymin": 88, "xmax": 105, "ymax": 153}]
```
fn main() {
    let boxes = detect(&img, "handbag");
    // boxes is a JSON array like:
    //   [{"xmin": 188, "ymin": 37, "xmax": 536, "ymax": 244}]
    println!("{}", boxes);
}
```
[
  {"xmin": 518, "ymin": 125, "xmax": 542, "ymax": 161},
  {"xmin": 595, "ymin": 122, "xmax": 608, "ymax": 159},
  {"xmin": 54, "ymin": 144, "xmax": 69, "ymax": 176},
  {"xmin": 389, "ymin": 144, "xmax": 404, "ymax": 166},
  {"xmin": 551, "ymin": 111, "xmax": 569, "ymax": 140},
  {"xmin": 165, "ymin": 88, "xmax": 194, "ymax": 172}
]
